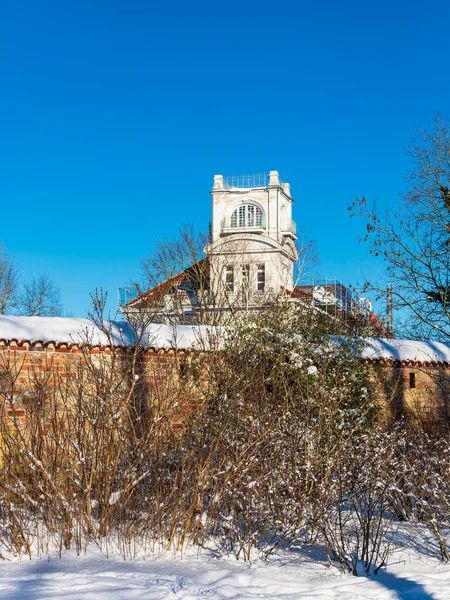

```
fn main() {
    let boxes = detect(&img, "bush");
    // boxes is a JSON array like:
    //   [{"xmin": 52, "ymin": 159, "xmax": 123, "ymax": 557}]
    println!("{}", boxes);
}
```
[{"xmin": 1, "ymin": 303, "xmax": 450, "ymax": 572}]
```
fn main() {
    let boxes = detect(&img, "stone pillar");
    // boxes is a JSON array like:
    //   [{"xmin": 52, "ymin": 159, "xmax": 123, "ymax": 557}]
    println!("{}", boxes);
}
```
[
  {"xmin": 213, "ymin": 174, "xmax": 224, "ymax": 190},
  {"xmin": 268, "ymin": 170, "xmax": 280, "ymax": 186},
  {"xmin": 282, "ymin": 182, "xmax": 291, "ymax": 197}
]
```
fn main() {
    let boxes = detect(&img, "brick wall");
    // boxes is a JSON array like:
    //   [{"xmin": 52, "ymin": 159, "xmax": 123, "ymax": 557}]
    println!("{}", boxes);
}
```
[
  {"xmin": 2, "ymin": 338, "xmax": 450, "ymax": 430},
  {"xmin": 366, "ymin": 358, "xmax": 450, "ymax": 427},
  {"xmin": 0, "ymin": 339, "xmax": 194, "ymax": 430}
]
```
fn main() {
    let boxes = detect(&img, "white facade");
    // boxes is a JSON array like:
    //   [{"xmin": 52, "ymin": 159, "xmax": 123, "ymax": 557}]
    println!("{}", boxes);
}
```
[{"xmin": 205, "ymin": 170, "xmax": 298, "ymax": 305}]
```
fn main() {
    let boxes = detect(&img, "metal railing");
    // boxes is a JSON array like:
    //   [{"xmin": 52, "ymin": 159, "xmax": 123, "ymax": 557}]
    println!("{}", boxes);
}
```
[
  {"xmin": 118, "ymin": 286, "xmax": 138, "ymax": 308},
  {"xmin": 296, "ymin": 278, "xmax": 360, "ymax": 314},
  {"xmin": 223, "ymin": 172, "xmax": 270, "ymax": 189},
  {"xmin": 221, "ymin": 216, "xmax": 266, "ymax": 232},
  {"xmin": 280, "ymin": 219, "xmax": 297, "ymax": 236}
]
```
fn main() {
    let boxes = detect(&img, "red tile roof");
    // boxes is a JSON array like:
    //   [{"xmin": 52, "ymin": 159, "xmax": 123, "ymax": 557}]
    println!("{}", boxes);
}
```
[{"xmin": 126, "ymin": 258, "xmax": 209, "ymax": 308}]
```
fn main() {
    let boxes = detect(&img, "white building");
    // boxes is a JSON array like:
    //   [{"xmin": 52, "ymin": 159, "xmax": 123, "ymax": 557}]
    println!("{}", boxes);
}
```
[
  {"xmin": 206, "ymin": 170, "xmax": 298, "ymax": 306},
  {"xmin": 123, "ymin": 170, "xmax": 386, "ymax": 330},
  {"xmin": 125, "ymin": 170, "xmax": 300, "ymax": 322}
]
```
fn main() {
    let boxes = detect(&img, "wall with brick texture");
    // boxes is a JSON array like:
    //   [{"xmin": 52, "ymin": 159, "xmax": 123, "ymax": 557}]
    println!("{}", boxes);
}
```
[
  {"xmin": 366, "ymin": 358, "xmax": 450, "ymax": 427},
  {"xmin": 0, "ymin": 339, "xmax": 193, "ymax": 430},
  {"xmin": 2, "ymin": 337, "xmax": 450, "ymax": 430}
]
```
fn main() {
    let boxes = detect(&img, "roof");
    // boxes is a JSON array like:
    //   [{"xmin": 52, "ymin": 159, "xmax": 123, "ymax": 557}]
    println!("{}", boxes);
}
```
[
  {"xmin": 126, "ymin": 258, "xmax": 209, "ymax": 308},
  {"xmin": 290, "ymin": 287, "xmax": 314, "ymax": 299}
]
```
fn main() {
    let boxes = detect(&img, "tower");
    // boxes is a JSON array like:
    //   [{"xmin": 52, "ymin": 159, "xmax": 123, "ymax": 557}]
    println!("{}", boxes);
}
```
[{"xmin": 205, "ymin": 170, "xmax": 298, "ymax": 306}]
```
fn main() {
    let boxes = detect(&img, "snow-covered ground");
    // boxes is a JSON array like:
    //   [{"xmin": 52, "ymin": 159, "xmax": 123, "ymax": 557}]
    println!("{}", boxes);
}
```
[{"xmin": 0, "ymin": 545, "xmax": 449, "ymax": 600}]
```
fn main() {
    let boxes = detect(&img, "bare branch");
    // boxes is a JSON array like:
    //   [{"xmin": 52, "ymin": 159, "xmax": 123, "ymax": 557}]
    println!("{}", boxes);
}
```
[
  {"xmin": 351, "ymin": 113, "xmax": 450, "ymax": 340},
  {"xmin": 0, "ymin": 242, "xmax": 19, "ymax": 314},
  {"xmin": 17, "ymin": 274, "xmax": 63, "ymax": 317}
]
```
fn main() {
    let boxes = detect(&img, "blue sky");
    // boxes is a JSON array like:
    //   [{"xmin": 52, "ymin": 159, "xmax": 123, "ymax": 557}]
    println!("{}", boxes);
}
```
[{"xmin": 1, "ymin": 0, "xmax": 449, "ymax": 317}]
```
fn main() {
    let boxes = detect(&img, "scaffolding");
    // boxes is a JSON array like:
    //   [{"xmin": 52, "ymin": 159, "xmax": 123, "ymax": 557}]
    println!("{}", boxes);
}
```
[{"xmin": 296, "ymin": 278, "xmax": 371, "ymax": 317}]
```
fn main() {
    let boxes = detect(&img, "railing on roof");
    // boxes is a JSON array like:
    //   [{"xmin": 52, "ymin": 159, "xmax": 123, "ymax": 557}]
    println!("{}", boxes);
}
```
[
  {"xmin": 223, "ymin": 172, "xmax": 270, "ymax": 189},
  {"xmin": 118, "ymin": 286, "xmax": 138, "ymax": 309}
]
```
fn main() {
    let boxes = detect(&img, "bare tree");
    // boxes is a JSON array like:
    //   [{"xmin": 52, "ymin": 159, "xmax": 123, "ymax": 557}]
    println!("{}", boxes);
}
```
[
  {"xmin": 140, "ymin": 224, "xmax": 207, "ymax": 287},
  {"xmin": 351, "ymin": 113, "xmax": 450, "ymax": 340},
  {"xmin": 17, "ymin": 274, "xmax": 63, "ymax": 317},
  {"xmin": 0, "ymin": 242, "xmax": 19, "ymax": 314},
  {"xmin": 132, "ymin": 224, "xmax": 213, "ymax": 323},
  {"xmin": 293, "ymin": 234, "xmax": 320, "ymax": 286},
  {"xmin": 128, "ymin": 225, "xmax": 320, "ymax": 326},
  {"xmin": 130, "ymin": 225, "xmax": 265, "ymax": 325}
]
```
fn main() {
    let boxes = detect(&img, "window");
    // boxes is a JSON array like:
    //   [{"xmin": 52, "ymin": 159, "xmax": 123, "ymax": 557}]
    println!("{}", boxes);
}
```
[
  {"xmin": 257, "ymin": 263, "xmax": 265, "ymax": 292},
  {"xmin": 225, "ymin": 266, "xmax": 234, "ymax": 292},
  {"xmin": 242, "ymin": 264, "xmax": 250, "ymax": 287},
  {"xmin": 241, "ymin": 264, "xmax": 250, "ymax": 301},
  {"xmin": 179, "ymin": 359, "xmax": 188, "ymax": 380},
  {"xmin": 409, "ymin": 372, "xmax": 416, "ymax": 389},
  {"xmin": 239, "ymin": 205, "xmax": 246, "ymax": 227},
  {"xmin": 248, "ymin": 205, "xmax": 255, "ymax": 226},
  {"xmin": 280, "ymin": 204, "xmax": 287, "ymax": 227},
  {"xmin": 230, "ymin": 204, "xmax": 263, "ymax": 228}
]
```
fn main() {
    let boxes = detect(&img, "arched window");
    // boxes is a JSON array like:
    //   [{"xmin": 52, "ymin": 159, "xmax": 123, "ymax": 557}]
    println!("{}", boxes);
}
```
[{"xmin": 230, "ymin": 204, "xmax": 263, "ymax": 228}]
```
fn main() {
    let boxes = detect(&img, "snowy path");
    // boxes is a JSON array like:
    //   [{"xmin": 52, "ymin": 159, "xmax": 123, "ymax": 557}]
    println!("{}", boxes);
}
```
[{"xmin": 0, "ymin": 549, "xmax": 449, "ymax": 600}]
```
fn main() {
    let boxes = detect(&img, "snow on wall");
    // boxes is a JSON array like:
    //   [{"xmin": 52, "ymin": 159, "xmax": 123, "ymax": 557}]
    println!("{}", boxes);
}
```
[
  {"xmin": 361, "ymin": 337, "xmax": 450, "ymax": 363},
  {"xmin": 1, "ymin": 315, "xmax": 450, "ymax": 362},
  {"xmin": 0, "ymin": 316, "xmax": 120, "ymax": 346},
  {"xmin": 0, "ymin": 316, "xmax": 214, "ymax": 350}
]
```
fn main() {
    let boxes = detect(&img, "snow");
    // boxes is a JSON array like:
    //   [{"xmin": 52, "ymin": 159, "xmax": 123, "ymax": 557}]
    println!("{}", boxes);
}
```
[
  {"xmin": 0, "ymin": 316, "xmax": 118, "ymax": 346},
  {"xmin": 361, "ymin": 337, "xmax": 450, "ymax": 363},
  {"xmin": 0, "ymin": 316, "xmax": 215, "ymax": 350},
  {"xmin": 2, "ymin": 315, "xmax": 450, "ymax": 362},
  {"xmin": 0, "ymin": 544, "xmax": 449, "ymax": 599}
]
